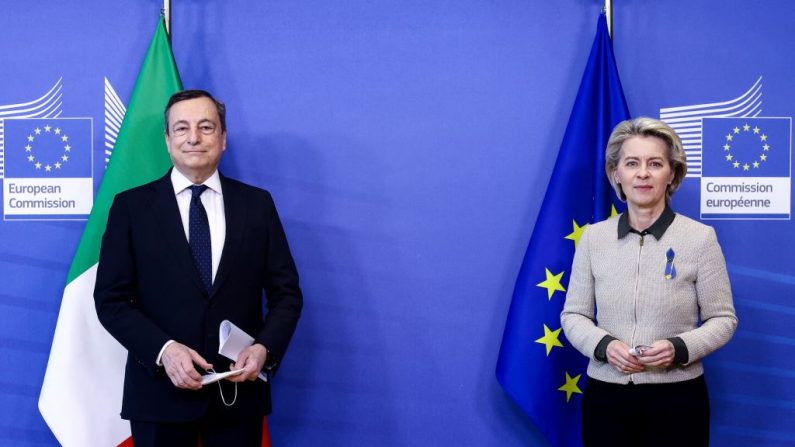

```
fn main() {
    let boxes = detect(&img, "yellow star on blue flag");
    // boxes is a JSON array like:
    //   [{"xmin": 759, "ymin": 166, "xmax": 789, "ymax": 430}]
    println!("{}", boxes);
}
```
[
  {"xmin": 536, "ymin": 268, "xmax": 566, "ymax": 300},
  {"xmin": 535, "ymin": 324, "xmax": 564, "ymax": 355}
]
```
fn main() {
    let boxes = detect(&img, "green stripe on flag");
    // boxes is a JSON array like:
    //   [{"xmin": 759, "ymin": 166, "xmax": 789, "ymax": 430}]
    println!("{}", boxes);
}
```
[{"xmin": 67, "ymin": 17, "xmax": 182, "ymax": 282}]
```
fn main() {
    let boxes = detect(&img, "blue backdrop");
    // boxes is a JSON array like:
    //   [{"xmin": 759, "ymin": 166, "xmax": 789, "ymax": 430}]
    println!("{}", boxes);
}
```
[{"xmin": 0, "ymin": 1, "xmax": 793, "ymax": 446}]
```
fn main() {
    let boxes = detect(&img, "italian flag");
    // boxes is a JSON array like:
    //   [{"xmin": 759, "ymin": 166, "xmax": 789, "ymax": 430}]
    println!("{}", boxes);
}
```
[{"xmin": 38, "ymin": 16, "xmax": 180, "ymax": 446}]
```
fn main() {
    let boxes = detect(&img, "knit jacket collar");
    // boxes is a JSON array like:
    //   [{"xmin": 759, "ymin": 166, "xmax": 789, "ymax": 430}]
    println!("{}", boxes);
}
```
[{"xmin": 617, "ymin": 204, "xmax": 676, "ymax": 240}]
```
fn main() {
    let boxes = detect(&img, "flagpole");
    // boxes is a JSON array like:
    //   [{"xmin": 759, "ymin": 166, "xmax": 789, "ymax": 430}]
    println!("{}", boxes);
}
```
[
  {"xmin": 163, "ymin": 0, "xmax": 171, "ymax": 37},
  {"xmin": 604, "ymin": 0, "xmax": 612, "ymax": 38}
]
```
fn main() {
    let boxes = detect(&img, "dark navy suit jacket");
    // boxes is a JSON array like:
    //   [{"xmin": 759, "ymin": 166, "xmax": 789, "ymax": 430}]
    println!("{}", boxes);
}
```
[{"xmin": 94, "ymin": 170, "xmax": 302, "ymax": 422}]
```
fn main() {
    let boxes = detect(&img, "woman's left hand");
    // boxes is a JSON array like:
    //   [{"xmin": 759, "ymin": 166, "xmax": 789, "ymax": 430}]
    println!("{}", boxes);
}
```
[{"xmin": 635, "ymin": 340, "xmax": 675, "ymax": 368}]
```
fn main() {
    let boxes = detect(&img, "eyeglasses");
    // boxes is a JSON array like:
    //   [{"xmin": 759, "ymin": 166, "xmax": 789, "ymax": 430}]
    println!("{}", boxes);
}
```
[{"xmin": 169, "ymin": 123, "xmax": 218, "ymax": 137}]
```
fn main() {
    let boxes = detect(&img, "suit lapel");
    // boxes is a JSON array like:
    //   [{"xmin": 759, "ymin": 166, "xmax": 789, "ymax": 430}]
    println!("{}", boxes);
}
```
[
  {"xmin": 152, "ymin": 172, "xmax": 208, "ymax": 296},
  {"xmin": 210, "ymin": 174, "xmax": 246, "ymax": 299}
]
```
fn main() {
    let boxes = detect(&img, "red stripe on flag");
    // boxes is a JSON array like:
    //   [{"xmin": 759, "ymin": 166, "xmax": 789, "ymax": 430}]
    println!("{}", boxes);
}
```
[
  {"xmin": 115, "ymin": 417, "xmax": 271, "ymax": 446},
  {"xmin": 262, "ymin": 417, "xmax": 272, "ymax": 447}
]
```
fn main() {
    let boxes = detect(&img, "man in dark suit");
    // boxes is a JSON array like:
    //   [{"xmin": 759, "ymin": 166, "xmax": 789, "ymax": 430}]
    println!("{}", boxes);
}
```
[{"xmin": 94, "ymin": 90, "xmax": 302, "ymax": 446}]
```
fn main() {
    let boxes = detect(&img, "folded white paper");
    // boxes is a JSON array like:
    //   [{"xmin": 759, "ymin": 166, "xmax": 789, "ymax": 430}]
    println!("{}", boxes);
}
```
[{"xmin": 218, "ymin": 320, "xmax": 267, "ymax": 382}]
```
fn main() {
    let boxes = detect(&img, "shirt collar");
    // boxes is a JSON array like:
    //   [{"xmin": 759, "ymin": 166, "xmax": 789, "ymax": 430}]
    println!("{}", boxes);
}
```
[
  {"xmin": 170, "ymin": 168, "xmax": 223, "ymax": 195},
  {"xmin": 617, "ymin": 204, "xmax": 675, "ymax": 240}
]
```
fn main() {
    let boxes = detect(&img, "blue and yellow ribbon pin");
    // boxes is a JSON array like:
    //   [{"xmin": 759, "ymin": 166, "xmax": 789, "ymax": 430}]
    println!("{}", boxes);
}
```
[{"xmin": 664, "ymin": 248, "xmax": 676, "ymax": 280}]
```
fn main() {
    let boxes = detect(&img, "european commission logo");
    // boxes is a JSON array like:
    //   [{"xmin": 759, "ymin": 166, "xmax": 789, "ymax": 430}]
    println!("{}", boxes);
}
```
[
  {"xmin": 660, "ymin": 77, "xmax": 792, "ymax": 220},
  {"xmin": 2, "ymin": 118, "xmax": 93, "ymax": 220},
  {"xmin": 0, "ymin": 77, "xmax": 126, "ymax": 221},
  {"xmin": 701, "ymin": 117, "xmax": 791, "ymax": 219}
]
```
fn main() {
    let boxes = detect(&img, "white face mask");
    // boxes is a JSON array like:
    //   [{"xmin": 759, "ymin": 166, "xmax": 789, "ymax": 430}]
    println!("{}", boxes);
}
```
[{"xmin": 202, "ymin": 368, "xmax": 238, "ymax": 407}]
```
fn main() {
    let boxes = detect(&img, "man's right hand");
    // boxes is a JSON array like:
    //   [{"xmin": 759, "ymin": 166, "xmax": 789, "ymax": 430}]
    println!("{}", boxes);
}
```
[{"xmin": 161, "ymin": 342, "xmax": 212, "ymax": 390}]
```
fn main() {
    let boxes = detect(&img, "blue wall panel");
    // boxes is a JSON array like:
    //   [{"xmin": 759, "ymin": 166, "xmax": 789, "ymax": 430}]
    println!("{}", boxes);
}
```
[{"xmin": 1, "ymin": 1, "xmax": 793, "ymax": 446}]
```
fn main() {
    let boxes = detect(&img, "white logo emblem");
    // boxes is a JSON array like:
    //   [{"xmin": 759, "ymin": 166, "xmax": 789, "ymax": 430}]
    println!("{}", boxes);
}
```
[{"xmin": 660, "ymin": 77, "xmax": 791, "ymax": 220}]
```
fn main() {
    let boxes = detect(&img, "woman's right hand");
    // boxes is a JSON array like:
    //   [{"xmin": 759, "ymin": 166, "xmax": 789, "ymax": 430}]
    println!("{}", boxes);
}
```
[{"xmin": 606, "ymin": 339, "xmax": 645, "ymax": 374}]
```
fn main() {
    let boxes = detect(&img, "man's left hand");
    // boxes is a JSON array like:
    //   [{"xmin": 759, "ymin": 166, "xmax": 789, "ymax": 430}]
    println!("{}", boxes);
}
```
[{"xmin": 227, "ymin": 343, "xmax": 267, "ymax": 382}]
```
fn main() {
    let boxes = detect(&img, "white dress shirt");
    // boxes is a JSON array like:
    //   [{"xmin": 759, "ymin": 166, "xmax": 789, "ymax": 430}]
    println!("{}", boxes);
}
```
[{"xmin": 157, "ymin": 168, "xmax": 227, "ymax": 365}]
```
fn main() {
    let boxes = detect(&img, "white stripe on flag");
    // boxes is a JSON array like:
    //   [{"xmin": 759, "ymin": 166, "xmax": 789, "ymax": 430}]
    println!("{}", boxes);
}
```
[{"xmin": 38, "ymin": 264, "xmax": 130, "ymax": 447}]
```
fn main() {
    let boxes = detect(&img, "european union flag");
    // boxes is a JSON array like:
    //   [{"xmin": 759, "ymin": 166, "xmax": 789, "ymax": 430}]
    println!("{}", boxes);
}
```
[
  {"xmin": 3, "ymin": 118, "xmax": 92, "ymax": 178},
  {"xmin": 702, "ymin": 117, "xmax": 790, "ymax": 178},
  {"xmin": 496, "ymin": 14, "xmax": 629, "ymax": 447}
]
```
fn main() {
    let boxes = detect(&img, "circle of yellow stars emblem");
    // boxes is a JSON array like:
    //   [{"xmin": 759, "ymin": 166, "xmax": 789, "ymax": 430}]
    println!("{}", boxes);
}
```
[
  {"xmin": 23, "ymin": 123, "xmax": 72, "ymax": 173},
  {"xmin": 722, "ymin": 123, "xmax": 769, "ymax": 172}
]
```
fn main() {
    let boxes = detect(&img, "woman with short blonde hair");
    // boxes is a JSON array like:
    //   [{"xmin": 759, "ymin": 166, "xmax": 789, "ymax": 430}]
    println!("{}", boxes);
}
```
[{"xmin": 562, "ymin": 117, "xmax": 737, "ymax": 446}]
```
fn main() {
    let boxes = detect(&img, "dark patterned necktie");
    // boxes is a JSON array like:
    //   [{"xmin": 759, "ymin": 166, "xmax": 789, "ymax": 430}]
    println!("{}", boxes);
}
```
[{"xmin": 189, "ymin": 185, "xmax": 212, "ymax": 292}]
